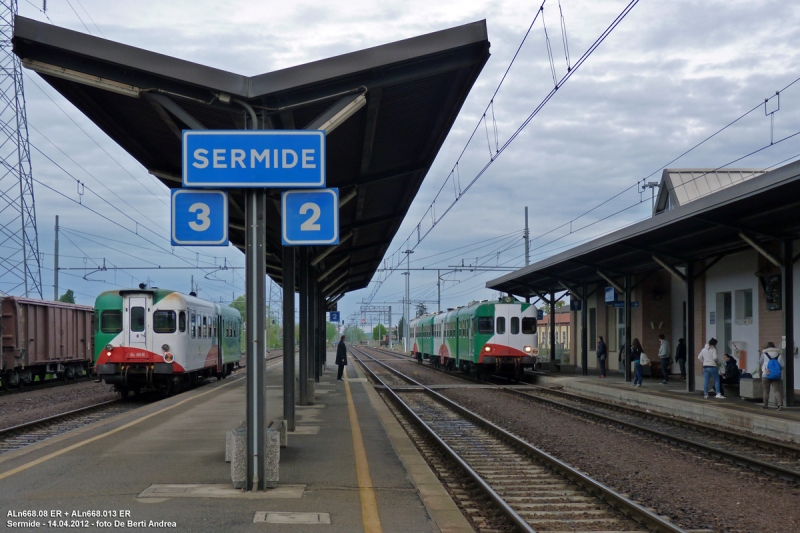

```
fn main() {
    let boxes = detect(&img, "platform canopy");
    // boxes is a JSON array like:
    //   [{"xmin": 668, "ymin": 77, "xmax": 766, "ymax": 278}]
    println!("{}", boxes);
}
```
[
  {"xmin": 14, "ymin": 16, "xmax": 490, "ymax": 297},
  {"xmin": 487, "ymin": 161, "xmax": 800, "ymax": 297}
]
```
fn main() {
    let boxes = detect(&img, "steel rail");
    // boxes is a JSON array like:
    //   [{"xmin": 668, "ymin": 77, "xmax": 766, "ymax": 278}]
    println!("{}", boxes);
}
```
[
  {"xmin": 0, "ymin": 399, "xmax": 120, "ymax": 437},
  {"xmin": 504, "ymin": 387, "xmax": 800, "ymax": 484},
  {"xmin": 365, "ymin": 345, "xmax": 800, "ymax": 482},
  {"xmin": 350, "ymin": 344, "xmax": 686, "ymax": 533},
  {"xmin": 347, "ymin": 345, "xmax": 535, "ymax": 533}
]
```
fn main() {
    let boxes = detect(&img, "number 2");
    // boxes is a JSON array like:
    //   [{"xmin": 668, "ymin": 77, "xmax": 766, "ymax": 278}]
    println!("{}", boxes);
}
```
[
  {"xmin": 299, "ymin": 202, "xmax": 321, "ymax": 231},
  {"xmin": 188, "ymin": 202, "xmax": 211, "ymax": 231}
]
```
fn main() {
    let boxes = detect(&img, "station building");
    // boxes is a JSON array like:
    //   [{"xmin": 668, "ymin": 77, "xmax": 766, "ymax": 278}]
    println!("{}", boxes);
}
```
[{"xmin": 488, "ymin": 162, "xmax": 800, "ymax": 405}]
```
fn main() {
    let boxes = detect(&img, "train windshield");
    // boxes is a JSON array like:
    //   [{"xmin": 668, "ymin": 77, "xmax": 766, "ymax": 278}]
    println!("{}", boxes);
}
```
[
  {"xmin": 153, "ymin": 311, "xmax": 176, "ymax": 333},
  {"xmin": 522, "ymin": 317, "xmax": 536, "ymax": 334},
  {"xmin": 477, "ymin": 317, "xmax": 493, "ymax": 334},
  {"xmin": 131, "ymin": 307, "xmax": 145, "ymax": 332},
  {"xmin": 101, "ymin": 310, "xmax": 123, "ymax": 333}
]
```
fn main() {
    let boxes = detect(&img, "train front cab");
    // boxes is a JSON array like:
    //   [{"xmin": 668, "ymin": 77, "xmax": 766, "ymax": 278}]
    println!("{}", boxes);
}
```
[{"xmin": 476, "ymin": 301, "xmax": 538, "ymax": 378}]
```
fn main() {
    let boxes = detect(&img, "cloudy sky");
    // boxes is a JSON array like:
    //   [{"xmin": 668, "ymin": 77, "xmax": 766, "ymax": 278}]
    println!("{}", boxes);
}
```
[{"xmin": 7, "ymin": 0, "xmax": 800, "ymax": 333}]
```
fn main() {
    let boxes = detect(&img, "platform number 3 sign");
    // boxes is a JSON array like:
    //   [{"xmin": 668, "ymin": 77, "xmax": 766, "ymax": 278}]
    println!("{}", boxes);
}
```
[
  {"xmin": 171, "ymin": 189, "xmax": 229, "ymax": 246},
  {"xmin": 282, "ymin": 189, "xmax": 339, "ymax": 246}
]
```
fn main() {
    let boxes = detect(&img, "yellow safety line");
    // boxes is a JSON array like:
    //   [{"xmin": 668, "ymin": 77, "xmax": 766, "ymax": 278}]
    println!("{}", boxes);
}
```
[
  {"xmin": 0, "ymin": 374, "xmax": 245, "ymax": 481},
  {"xmin": 344, "ymin": 380, "xmax": 383, "ymax": 533}
]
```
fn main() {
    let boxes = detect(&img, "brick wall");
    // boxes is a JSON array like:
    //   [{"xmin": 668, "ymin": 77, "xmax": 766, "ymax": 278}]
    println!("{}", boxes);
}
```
[{"xmin": 757, "ymin": 254, "xmax": 783, "ymax": 352}]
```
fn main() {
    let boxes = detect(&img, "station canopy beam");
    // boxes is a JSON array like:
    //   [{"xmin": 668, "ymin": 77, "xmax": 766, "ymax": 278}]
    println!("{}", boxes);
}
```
[{"xmin": 13, "ymin": 15, "xmax": 490, "ymax": 295}]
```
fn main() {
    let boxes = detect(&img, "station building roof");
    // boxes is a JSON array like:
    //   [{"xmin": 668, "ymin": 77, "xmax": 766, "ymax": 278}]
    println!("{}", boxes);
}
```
[
  {"xmin": 13, "ymin": 16, "xmax": 490, "ymax": 298},
  {"xmin": 487, "ymin": 161, "xmax": 800, "ymax": 297},
  {"xmin": 653, "ymin": 168, "xmax": 766, "ymax": 215}
]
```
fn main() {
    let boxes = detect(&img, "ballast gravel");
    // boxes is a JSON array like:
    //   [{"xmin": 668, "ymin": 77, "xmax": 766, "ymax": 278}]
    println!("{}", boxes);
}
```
[
  {"xmin": 0, "ymin": 381, "xmax": 118, "ymax": 430},
  {"xmin": 375, "ymin": 356, "xmax": 800, "ymax": 533}
]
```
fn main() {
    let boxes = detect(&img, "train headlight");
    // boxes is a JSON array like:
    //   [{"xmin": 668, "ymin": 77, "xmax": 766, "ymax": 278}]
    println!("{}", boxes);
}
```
[
  {"xmin": 162, "ymin": 344, "xmax": 170, "ymax": 352},
  {"xmin": 164, "ymin": 352, "xmax": 174, "ymax": 363},
  {"xmin": 524, "ymin": 346, "xmax": 532, "ymax": 353},
  {"xmin": 105, "ymin": 344, "xmax": 113, "ymax": 351},
  {"xmin": 484, "ymin": 345, "xmax": 491, "ymax": 352}
]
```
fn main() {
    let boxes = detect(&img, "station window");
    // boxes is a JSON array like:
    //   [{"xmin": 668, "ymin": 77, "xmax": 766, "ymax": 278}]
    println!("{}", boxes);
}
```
[
  {"xmin": 735, "ymin": 289, "xmax": 753, "ymax": 322},
  {"xmin": 510, "ymin": 317, "xmax": 520, "ymax": 335},
  {"xmin": 521, "ymin": 317, "xmax": 536, "ymax": 334},
  {"xmin": 101, "ymin": 310, "xmax": 123, "ymax": 334},
  {"xmin": 153, "ymin": 310, "xmax": 176, "ymax": 333},
  {"xmin": 496, "ymin": 316, "xmax": 506, "ymax": 334},
  {"xmin": 131, "ymin": 307, "xmax": 145, "ymax": 332},
  {"xmin": 179, "ymin": 311, "xmax": 186, "ymax": 333},
  {"xmin": 477, "ymin": 317, "xmax": 493, "ymax": 334}
]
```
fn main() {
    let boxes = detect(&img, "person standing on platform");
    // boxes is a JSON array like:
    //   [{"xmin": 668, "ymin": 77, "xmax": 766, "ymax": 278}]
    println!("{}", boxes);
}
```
[
  {"xmin": 658, "ymin": 334, "xmax": 671, "ymax": 385},
  {"xmin": 335, "ymin": 335, "xmax": 347, "ymax": 381},
  {"xmin": 675, "ymin": 338, "xmax": 687, "ymax": 379},
  {"xmin": 760, "ymin": 342, "xmax": 784, "ymax": 411},
  {"xmin": 597, "ymin": 336, "xmax": 607, "ymax": 378},
  {"xmin": 698, "ymin": 338, "xmax": 724, "ymax": 399},
  {"xmin": 631, "ymin": 338, "xmax": 643, "ymax": 387}
]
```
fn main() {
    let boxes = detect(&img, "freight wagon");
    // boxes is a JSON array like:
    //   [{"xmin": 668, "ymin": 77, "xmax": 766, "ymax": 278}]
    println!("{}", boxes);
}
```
[{"xmin": 0, "ymin": 296, "xmax": 94, "ymax": 388}]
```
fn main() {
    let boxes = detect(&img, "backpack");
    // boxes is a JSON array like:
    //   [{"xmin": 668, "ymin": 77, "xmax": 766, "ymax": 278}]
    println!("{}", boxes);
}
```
[{"xmin": 765, "ymin": 354, "xmax": 782, "ymax": 380}]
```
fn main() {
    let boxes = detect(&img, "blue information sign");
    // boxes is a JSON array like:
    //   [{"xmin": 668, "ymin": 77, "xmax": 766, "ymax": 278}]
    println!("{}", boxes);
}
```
[
  {"xmin": 329, "ymin": 311, "xmax": 341, "ymax": 323},
  {"xmin": 282, "ymin": 189, "xmax": 339, "ymax": 246},
  {"xmin": 537, "ymin": 309, "xmax": 544, "ymax": 320},
  {"xmin": 183, "ymin": 130, "xmax": 325, "ymax": 188},
  {"xmin": 171, "ymin": 189, "xmax": 228, "ymax": 246}
]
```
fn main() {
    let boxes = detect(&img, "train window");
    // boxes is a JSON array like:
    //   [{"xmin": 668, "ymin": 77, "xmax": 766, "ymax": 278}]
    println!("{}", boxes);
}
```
[
  {"xmin": 153, "ymin": 311, "xmax": 176, "ymax": 333},
  {"xmin": 202, "ymin": 316, "xmax": 208, "ymax": 338},
  {"xmin": 179, "ymin": 311, "xmax": 186, "ymax": 333},
  {"xmin": 131, "ymin": 307, "xmax": 145, "ymax": 332},
  {"xmin": 101, "ymin": 310, "xmax": 122, "ymax": 333},
  {"xmin": 190, "ymin": 311, "xmax": 196, "ymax": 338},
  {"xmin": 511, "ymin": 317, "xmax": 520, "ymax": 335},
  {"xmin": 477, "ymin": 317, "xmax": 493, "ymax": 334},
  {"xmin": 496, "ymin": 316, "xmax": 505, "ymax": 334},
  {"xmin": 522, "ymin": 317, "xmax": 536, "ymax": 334}
]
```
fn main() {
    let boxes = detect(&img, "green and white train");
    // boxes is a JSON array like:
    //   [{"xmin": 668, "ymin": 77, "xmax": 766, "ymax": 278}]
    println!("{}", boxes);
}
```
[
  {"xmin": 94, "ymin": 288, "xmax": 242, "ymax": 397},
  {"xmin": 409, "ymin": 296, "xmax": 538, "ymax": 378}
]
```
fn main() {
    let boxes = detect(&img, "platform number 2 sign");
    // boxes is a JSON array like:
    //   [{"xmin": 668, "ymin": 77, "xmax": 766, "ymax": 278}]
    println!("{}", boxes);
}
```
[
  {"xmin": 282, "ymin": 189, "xmax": 339, "ymax": 246},
  {"xmin": 171, "ymin": 190, "xmax": 229, "ymax": 246}
]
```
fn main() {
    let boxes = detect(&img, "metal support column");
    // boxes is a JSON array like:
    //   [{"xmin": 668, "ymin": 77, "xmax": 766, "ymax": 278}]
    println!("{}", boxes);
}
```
[
  {"xmin": 624, "ymin": 274, "xmax": 632, "ymax": 383},
  {"xmin": 783, "ymin": 240, "xmax": 795, "ymax": 406},
  {"xmin": 319, "ymin": 293, "xmax": 326, "ymax": 375},
  {"xmin": 298, "ymin": 249, "xmax": 309, "ymax": 406},
  {"xmin": 53, "ymin": 215, "xmax": 59, "ymax": 300},
  {"xmin": 581, "ymin": 284, "xmax": 588, "ymax": 376},
  {"xmin": 245, "ymin": 191, "xmax": 267, "ymax": 491},
  {"xmin": 311, "ymin": 275, "xmax": 320, "ymax": 382},
  {"xmin": 549, "ymin": 291, "xmax": 556, "ymax": 368},
  {"xmin": 282, "ymin": 246, "xmax": 295, "ymax": 432},
  {"xmin": 686, "ymin": 262, "xmax": 696, "ymax": 392}
]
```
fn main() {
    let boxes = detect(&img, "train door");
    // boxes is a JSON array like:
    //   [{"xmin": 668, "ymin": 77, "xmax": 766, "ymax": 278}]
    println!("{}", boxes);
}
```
[
  {"xmin": 127, "ymin": 296, "xmax": 149, "ymax": 351},
  {"xmin": 494, "ymin": 304, "xmax": 509, "ymax": 353}
]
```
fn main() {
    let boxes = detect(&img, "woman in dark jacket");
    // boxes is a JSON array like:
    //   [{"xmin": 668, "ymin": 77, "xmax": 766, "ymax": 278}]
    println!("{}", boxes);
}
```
[
  {"xmin": 631, "ymin": 338, "xmax": 643, "ymax": 387},
  {"xmin": 335, "ymin": 335, "xmax": 347, "ymax": 381},
  {"xmin": 719, "ymin": 353, "xmax": 740, "ymax": 392}
]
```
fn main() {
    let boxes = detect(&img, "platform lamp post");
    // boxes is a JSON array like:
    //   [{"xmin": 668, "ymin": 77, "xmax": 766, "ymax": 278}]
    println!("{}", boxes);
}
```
[{"xmin": 402, "ymin": 249, "xmax": 414, "ymax": 352}]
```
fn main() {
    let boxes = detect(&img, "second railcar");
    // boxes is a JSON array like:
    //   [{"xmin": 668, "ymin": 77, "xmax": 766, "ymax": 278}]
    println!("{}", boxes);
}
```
[{"xmin": 409, "ymin": 296, "xmax": 538, "ymax": 378}]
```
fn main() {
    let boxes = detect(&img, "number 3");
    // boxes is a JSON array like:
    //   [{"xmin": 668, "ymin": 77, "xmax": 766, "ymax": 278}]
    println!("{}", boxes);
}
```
[
  {"xmin": 188, "ymin": 202, "xmax": 211, "ymax": 231},
  {"xmin": 299, "ymin": 202, "xmax": 321, "ymax": 231}
]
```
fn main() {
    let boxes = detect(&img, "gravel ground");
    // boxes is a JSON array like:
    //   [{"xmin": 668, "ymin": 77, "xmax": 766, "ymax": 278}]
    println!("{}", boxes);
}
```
[
  {"xmin": 0, "ymin": 381, "xmax": 118, "ymax": 429},
  {"xmin": 376, "ymin": 357, "xmax": 800, "ymax": 533}
]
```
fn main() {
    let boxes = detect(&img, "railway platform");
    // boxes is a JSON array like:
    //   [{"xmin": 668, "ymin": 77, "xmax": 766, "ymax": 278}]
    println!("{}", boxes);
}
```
[
  {"xmin": 531, "ymin": 370, "xmax": 800, "ymax": 442},
  {"xmin": 0, "ymin": 350, "xmax": 471, "ymax": 533}
]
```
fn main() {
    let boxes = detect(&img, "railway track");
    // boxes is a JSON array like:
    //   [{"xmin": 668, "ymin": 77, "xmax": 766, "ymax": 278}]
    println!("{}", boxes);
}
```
[
  {"xmin": 350, "ymin": 345, "xmax": 685, "ymax": 533},
  {"xmin": 361, "ymin": 345, "xmax": 800, "ymax": 484},
  {"xmin": 0, "ymin": 375, "xmax": 93, "ymax": 397}
]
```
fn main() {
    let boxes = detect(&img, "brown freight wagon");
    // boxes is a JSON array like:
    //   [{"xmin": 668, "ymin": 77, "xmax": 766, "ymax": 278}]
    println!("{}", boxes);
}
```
[{"xmin": 0, "ymin": 296, "xmax": 94, "ymax": 387}]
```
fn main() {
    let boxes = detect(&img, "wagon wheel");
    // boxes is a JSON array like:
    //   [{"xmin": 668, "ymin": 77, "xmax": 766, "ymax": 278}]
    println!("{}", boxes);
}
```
[{"xmin": 118, "ymin": 385, "xmax": 130, "ymax": 400}]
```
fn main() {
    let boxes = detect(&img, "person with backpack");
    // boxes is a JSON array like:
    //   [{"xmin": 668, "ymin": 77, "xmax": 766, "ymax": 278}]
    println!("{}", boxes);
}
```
[
  {"xmin": 760, "ymin": 342, "xmax": 784, "ymax": 410},
  {"xmin": 698, "ymin": 338, "xmax": 724, "ymax": 399},
  {"xmin": 596, "ymin": 336, "xmax": 607, "ymax": 378}
]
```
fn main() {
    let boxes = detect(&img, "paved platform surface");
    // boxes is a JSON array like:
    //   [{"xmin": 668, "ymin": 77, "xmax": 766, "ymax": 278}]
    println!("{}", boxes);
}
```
[
  {"xmin": 531, "ymin": 370, "xmax": 800, "ymax": 442},
  {"xmin": 0, "ymin": 352, "xmax": 472, "ymax": 533}
]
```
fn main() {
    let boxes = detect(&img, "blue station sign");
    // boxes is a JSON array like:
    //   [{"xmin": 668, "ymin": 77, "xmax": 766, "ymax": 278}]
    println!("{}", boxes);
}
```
[
  {"xmin": 281, "ymin": 188, "xmax": 339, "ymax": 246},
  {"xmin": 329, "ymin": 311, "xmax": 341, "ymax": 323},
  {"xmin": 171, "ymin": 189, "xmax": 228, "ymax": 246},
  {"xmin": 182, "ymin": 130, "xmax": 325, "ymax": 188}
]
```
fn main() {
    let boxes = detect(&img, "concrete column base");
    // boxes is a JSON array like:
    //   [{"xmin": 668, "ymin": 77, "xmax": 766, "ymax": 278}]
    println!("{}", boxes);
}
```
[
  {"xmin": 230, "ymin": 424, "xmax": 247, "ymax": 489},
  {"xmin": 268, "ymin": 419, "xmax": 288, "ymax": 448},
  {"xmin": 295, "ymin": 378, "xmax": 316, "ymax": 405},
  {"xmin": 262, "ymin": 429, "xmax": 280, "ymax": 489}
]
